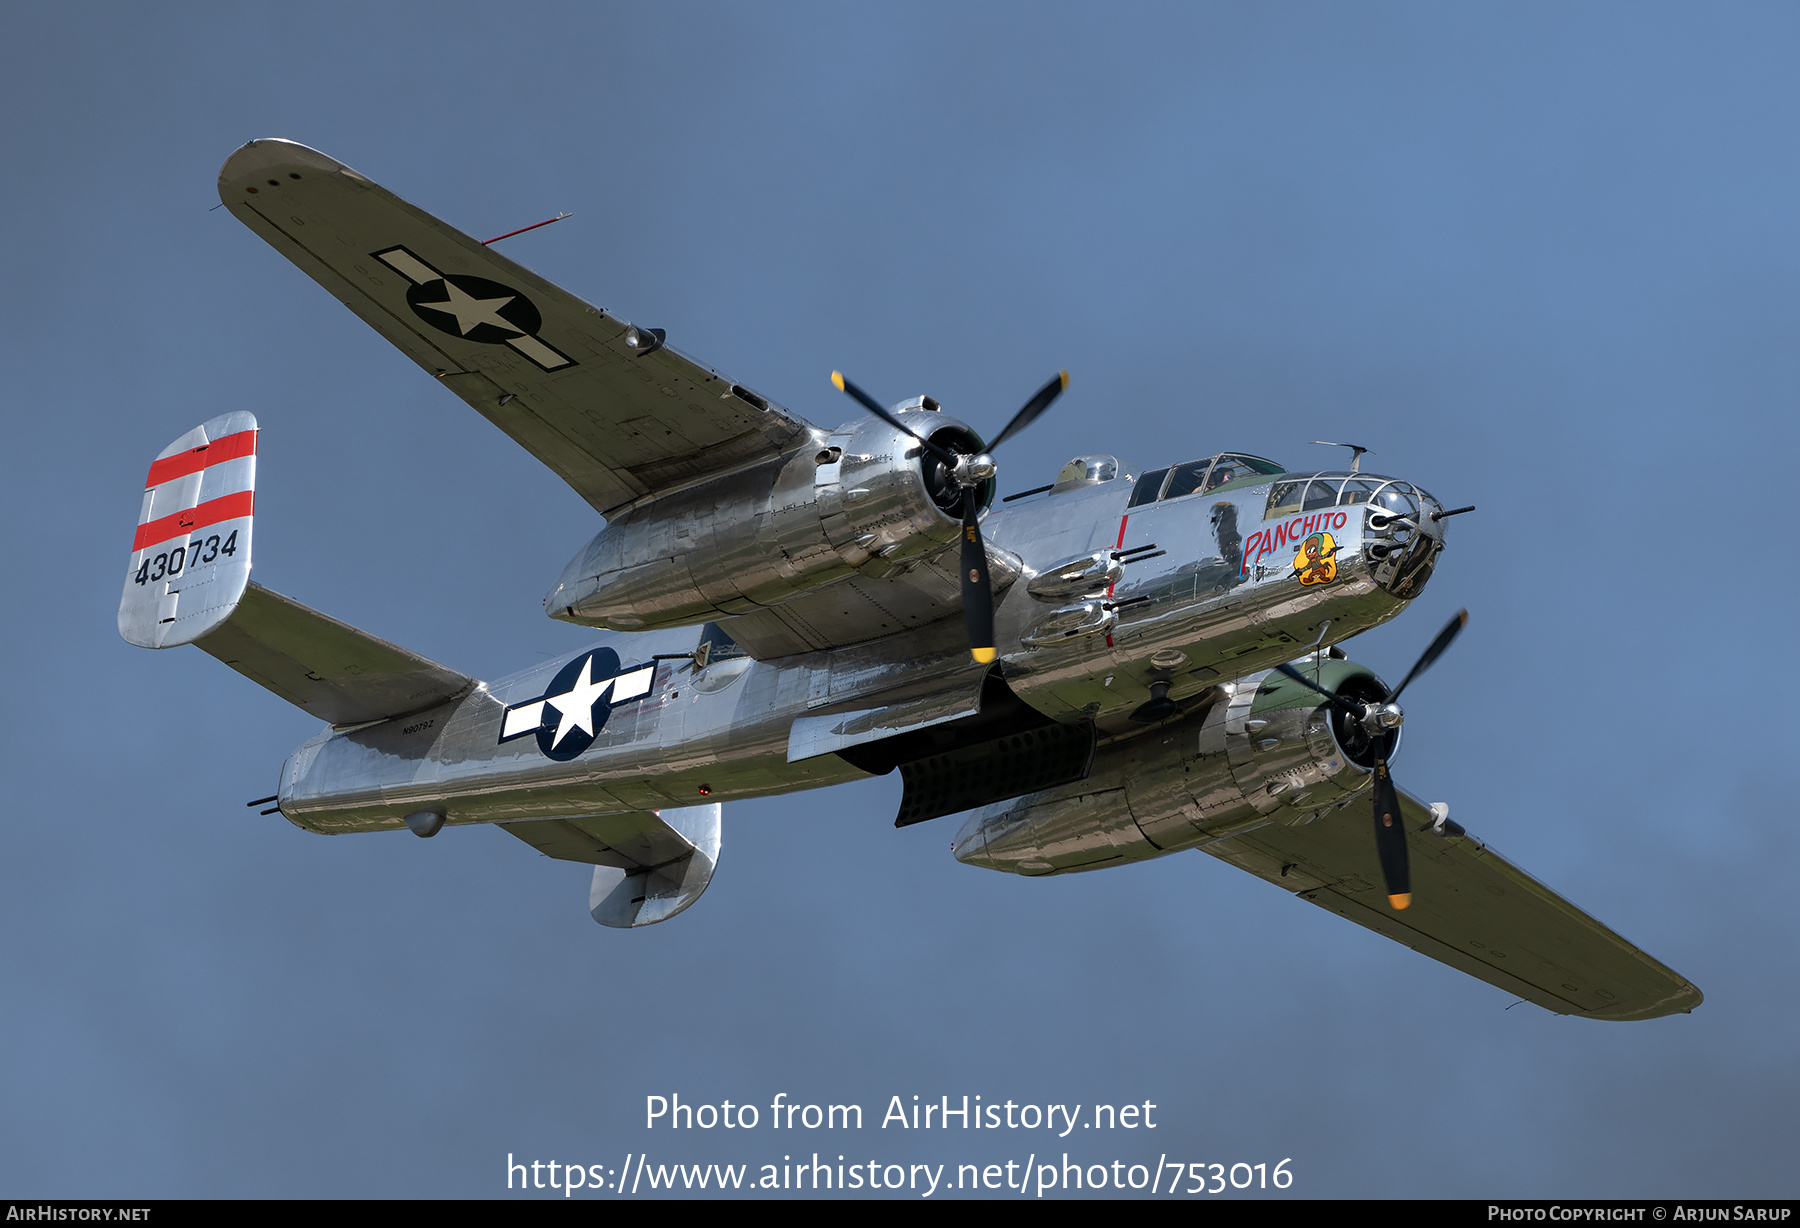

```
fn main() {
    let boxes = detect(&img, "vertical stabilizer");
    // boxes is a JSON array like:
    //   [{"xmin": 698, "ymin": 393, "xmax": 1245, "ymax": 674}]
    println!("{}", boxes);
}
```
[{"xmin": 119, "ymin": 412, "xmax": 257, "ymax": 648}]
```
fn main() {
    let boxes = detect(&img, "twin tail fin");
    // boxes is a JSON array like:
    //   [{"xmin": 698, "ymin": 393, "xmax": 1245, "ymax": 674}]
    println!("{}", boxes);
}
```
[{"xmin": 120, "ymin": 413, "xmax": 474, "ymax": 725}]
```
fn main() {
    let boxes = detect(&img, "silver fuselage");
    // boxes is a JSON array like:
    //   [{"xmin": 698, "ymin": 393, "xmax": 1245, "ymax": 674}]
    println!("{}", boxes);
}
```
[{"xmin": 277, "ymin": 459, "xmax": 1445, "ymax": 839}]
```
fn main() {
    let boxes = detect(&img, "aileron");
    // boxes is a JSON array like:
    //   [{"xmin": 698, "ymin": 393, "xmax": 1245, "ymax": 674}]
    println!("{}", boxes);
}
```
[{"xmin": 1201, "ymin": 792, "xmax": 1702, "ymax": 1021}]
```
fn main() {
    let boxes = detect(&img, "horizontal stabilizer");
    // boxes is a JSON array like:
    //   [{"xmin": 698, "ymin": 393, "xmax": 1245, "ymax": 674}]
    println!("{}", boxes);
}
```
[
  {"xmin": 501, "ymin": 804, "xmax": 722, "ymax": 928},
  {"xmin": 195, "ymin": 582, "xmax": 475, "ymax": 725}
]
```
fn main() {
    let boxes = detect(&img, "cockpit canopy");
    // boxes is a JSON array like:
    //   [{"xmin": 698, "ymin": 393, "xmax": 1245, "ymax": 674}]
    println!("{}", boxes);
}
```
[
  {"xmin": 1127, "ymin": 453, "xmax": 1286, "ymax": 507},
  {"xmin": 1127, "ymin": 455, "xmax": 1436, "ymax": 523},
  {"xmin": 1123, "ymin": 453, "xmax": 1432, "ymax": 522}
]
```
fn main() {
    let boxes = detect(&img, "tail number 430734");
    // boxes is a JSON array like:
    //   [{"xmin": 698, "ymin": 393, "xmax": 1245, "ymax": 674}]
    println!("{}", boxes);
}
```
[{"xmin": 134, "ymin": 531, "xmax": 238, "ymax": 585}]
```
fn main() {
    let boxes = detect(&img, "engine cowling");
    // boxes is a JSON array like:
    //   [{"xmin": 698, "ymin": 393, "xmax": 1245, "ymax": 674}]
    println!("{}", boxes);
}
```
[
  {"xmin": 953, "ymin": 659, "xmax": 1396, "ymax": 875},
  {"xmin": 546, "ymin": 411, "xmax": 992, "ymax": 631}
]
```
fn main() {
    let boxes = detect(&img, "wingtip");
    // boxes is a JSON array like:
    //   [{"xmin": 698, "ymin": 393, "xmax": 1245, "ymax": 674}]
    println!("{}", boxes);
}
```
[{"xmin": 217, "ymin": 139, "xmax": 355, "ymax": 204}]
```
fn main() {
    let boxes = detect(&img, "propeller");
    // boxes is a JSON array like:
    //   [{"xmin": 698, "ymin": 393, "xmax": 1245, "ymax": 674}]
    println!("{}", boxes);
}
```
[
  {"xmin": 831, "ymin": 369, "xmax": 1069, "ymax": 664},
  {"xmin": 1275, "ymin": 608, "xmax": 1468, "ymax": 911}
]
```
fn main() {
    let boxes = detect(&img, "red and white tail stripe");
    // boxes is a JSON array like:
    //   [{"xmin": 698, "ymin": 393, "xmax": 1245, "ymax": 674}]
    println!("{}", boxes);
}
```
[{"xmin": 119, "ymin": 411, "xmax": 258, "ymax": 649}]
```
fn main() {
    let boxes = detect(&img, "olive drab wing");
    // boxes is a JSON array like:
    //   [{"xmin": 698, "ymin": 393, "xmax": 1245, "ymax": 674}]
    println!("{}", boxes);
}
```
[{"xmin": 218, "ymin": 139, "xmax": 812, "ymax": 518}]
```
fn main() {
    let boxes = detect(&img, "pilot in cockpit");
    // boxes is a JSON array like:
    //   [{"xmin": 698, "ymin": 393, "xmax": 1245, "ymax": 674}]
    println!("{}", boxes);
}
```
[{"xmin": 1204, "ymin": 459, "xmax": 1247, "ymax": 492}]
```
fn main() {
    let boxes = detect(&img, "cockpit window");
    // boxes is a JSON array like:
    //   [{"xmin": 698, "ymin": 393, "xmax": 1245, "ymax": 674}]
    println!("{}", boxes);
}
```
[
  {"xmin": 1128, "ymin": 467, "xmax": 1170, "ymax": 508},
  {"xmin": 1302, "ymin": 477, "xmax": 1339, "ymax": 511},
  {"xmin": 1265, "ymin": 479, "xmax": 1306, "ymax": 517},
  {"xmin": 1372, "ymin": 482, "xmax": 1420, "ymax": 519},
  {"xmin": 1263, "ymin": 473, "xmax": 1437, "ymax": 520},
  {"xmin": 1153, "ymin": 453, "xmax": 1286, "ymax": 505},
  {"xmin": 1161, "ymin": 459, "xmax": 1214, "ymax": 501},
  {"xmin": 1203, "ymin": 455, "xmax": 1267, "ymax": 492}
]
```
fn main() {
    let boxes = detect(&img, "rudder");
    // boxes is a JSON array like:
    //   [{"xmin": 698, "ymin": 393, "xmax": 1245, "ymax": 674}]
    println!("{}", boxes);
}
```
[{"xmin": 119, "ymin": 412, "xmax": 257, "ymax": 648}]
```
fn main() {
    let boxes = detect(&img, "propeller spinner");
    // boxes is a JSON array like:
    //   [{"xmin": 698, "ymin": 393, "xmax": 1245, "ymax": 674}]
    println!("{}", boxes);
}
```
[
  {"xmin": 831, "ymin": 369, "xmax": 1069, "ymax": 664},
  {"xmin": 1275, "ymin": 609, "xmax": 1469, "ymax": 911}
]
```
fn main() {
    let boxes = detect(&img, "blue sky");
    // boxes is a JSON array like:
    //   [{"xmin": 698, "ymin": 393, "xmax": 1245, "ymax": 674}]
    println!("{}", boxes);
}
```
[{"xmin": 2, "ymin": 2, "xmax": 1796, "ymax": 1198}]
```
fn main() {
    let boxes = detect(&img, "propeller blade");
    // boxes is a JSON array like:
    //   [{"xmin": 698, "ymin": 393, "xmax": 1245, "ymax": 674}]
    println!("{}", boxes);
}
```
[
  {"xmin": 1371, "ymin": 757, "xmax": 1411, "ymax": 910},
  {"xmin": 986, "ymin": 370, "xmax": 1070, "ymax": 453},
  {"xmin": 1276, "ymin": 611, "xmax": 1466, "ymax": 911},
  {"xmin": 1273, "ymin": 663, "xmax": 1366, "ymax": 717},
  {"xmin": 832, "ymin": 366, "xmax": 1069, "ymax": 666},
  {"xmin": 830, "ymin": 371, "xmax": 961, "ymax": 467},
  {"xmin": 1386, "ymin": 608, "xmax": 1468, "ymax": 703},
  {"xmin": 960, "ymin": 488, "xmax": 996, "ymax": 664}
]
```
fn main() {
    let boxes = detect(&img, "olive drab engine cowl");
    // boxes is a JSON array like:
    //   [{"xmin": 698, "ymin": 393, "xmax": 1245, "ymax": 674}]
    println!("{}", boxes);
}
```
[{"xmin": 544, "ymin": 409, "xmax": 994, "ymax": 632}]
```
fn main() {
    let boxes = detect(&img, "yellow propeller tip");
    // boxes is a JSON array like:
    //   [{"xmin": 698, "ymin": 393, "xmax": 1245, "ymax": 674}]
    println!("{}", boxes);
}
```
[
  {"xmin": 1388, "ymin": 893, "xmax": 1413, "ymax": 911},
  {"xmin": 1058, "ymin": 370, "xmax": 1070, "ymax": 388},
  {"xmin": 830, "ymin": 370, "xmax": 846, "ymax": 391},
  {"xmin": 971, "ymin": 647, "xmax": 997, "ymax": 664}
]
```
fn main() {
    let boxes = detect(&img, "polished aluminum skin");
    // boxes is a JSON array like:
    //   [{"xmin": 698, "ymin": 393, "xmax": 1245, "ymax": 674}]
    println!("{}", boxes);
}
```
[
  {"xmin": 112, "ymin": 137, "xmax": 1709, "ymax": 1019},
  {"xmin": 273, "ymin": 461, "xmax": 1443, "ymax": 836},
  {"xmin": 119, "ymin": 411, "xmax": 257, "ymax": 650},
  {"xmin": 545, "ymin": 411, "xmax": 985, "ymax": 631},
  {"xmin": 986, "ymin": 465, "xmax": 1445, "ymax": 732},
  {"xmin": 950, "ymin": 659, "xmax": 1390, "ymax": 876},
  {"xmin": 587, "ymin": 802, "xmax": 721, "ymax": 928}
]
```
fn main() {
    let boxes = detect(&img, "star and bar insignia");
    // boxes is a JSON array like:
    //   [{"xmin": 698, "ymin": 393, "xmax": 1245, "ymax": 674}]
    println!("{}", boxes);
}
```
[
  {"xmin": 499, "ymin": 649, "xmax": 655, "ymax": 762},
  {"xmin": 371, "ymin": 245, "xmax": 576, "ymax": 371}
]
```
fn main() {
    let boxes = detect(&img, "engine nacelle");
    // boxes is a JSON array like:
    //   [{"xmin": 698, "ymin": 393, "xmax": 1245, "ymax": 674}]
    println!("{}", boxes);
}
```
[
  {"xmin": 546, "ymin": 411, "xmax": 991, "ymax": 632},
  {"xmin": 953, "ymin": 660, "xmax": 1396, "ymax": 875}
]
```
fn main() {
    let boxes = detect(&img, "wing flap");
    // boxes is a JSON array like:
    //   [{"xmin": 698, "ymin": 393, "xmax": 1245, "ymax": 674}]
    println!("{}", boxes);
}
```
[
  {"xmin": 1201, "ymin": 791, "xmax": 1702, "ymax": 1021},
  {"xmin": 787, "ymin": 678, "xmax": 986, "ymax": 763},
  {"xmin": 194, "ymin": 582, "xmax": 475, "ymax": 726},
  {"xmin": 218, "ymin": 139, "xmax": 812, "ymax": 515}
]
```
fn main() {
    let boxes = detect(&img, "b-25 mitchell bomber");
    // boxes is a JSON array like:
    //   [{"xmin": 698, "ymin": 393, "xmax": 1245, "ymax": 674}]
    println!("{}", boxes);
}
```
[{"xmin": 119, "ymin": 140, "xmax": 1700, "ymax": 1021}]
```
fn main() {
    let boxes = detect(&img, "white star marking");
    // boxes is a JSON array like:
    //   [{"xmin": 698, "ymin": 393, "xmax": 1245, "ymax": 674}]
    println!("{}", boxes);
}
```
[
  {"xmin": 413, "ymin": 280, "xmax": 522, "ymax": 337},
  {"xmin": 544, "ymin": 658, "xmax": 615, "ymax": 748}
]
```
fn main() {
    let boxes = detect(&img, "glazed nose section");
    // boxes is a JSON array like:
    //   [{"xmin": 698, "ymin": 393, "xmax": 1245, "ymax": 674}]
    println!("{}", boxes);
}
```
[
  {"xmin": 1364, "ymin": 481, "xmax": 1449, "ymax": 599},
  {"xmin": 1363, "ymin": 507, "xmax": 1415, "ymax": 563}
]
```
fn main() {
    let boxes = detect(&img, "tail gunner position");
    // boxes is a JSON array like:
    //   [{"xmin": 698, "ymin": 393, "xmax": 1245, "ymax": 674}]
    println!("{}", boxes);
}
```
[{"xmin": 119, "ymin": 140, "xmax": 1699, "ymax": 1020}]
